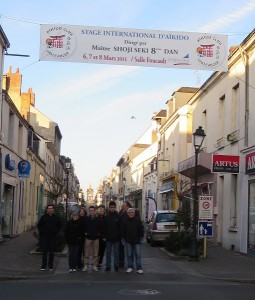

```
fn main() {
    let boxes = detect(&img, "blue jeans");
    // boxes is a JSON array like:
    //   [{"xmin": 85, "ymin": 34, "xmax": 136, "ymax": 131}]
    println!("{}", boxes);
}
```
[
  {"xmin": 68, "ymin": 244, "xmax": 80, "ymax": 269},
  {"xmin": 126, "ymin": 242, "xmax": 142, "ymax": 270},
  {"xmin": 106, "ymin": 241, "xmax": 120, "ymax": 269}
]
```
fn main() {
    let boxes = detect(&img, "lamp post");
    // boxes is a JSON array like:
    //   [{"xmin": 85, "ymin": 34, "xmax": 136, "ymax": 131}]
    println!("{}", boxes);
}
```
[
  {"xmin": 65, "ymin": 158, "xmax": 71, "ymax": 221},
  {"xmin": 191, "ymin": 126, "xmax": 206, "ymax": 260},
  {"xmin": 122, "ymin": 177, "xmax": 126, "ymax": 201}
]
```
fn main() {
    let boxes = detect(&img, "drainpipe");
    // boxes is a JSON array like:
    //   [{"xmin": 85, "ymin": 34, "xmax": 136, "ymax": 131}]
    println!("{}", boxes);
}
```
[{"xmin": 239, "ymin": 46, "xmax": 249, "ymax": 146}]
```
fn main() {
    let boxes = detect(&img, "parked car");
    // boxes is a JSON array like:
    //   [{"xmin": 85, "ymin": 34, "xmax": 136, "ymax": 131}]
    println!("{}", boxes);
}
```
[{"xmin": 145, "ymin": 210, "xmax": 178, "ymax": 246}]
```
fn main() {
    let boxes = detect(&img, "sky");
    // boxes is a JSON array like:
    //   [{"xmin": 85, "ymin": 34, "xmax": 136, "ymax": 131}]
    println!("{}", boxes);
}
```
[{"xmin": 1, "ymin": 0, "xmax": 255, "ymax": 192}]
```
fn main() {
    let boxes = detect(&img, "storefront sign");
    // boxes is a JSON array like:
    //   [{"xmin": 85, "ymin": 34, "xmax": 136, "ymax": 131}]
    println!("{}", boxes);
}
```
[
  {"xmin": 199, "ymin": 195, "xmax": 213, "ymax": 220},
  {"xmin": 159, "ymin": 181, "xmax": 175, "ymax": 193},
  {"xmin": 18, "ymin": 160, "xmax": 31, "ymax": 178},
  {"xmin": 5, "ymin": 154, "xmax": 15, "ymax": 171},
  {"xmin": 212, "ymin": 154, "xmax": 240, "ymax": 173},
  {"xmin": 40, "ymin": 24, "xmax": 228, "ymax": 71},
  {"xmin": 246, "ymin": 152, "xmax": 255, "ymax": 174}
]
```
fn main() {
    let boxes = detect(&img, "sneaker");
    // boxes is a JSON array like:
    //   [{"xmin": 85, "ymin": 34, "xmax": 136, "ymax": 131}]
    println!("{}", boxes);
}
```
[
  {"xmin": 97, "ymin": 263, "xmax": 102, "ymax": 269},
  {"xmin": 137, "ymin": 269, "xmax": 144, "ymax": 274},
  {"xmin": 72, "ymin": 269, "xmax": 77, "ymax": 272},
  {"xmin": 69, "ymin": 269, "xmax": 73, "ymax": 273},
  {"xmin": 126, "ymin": 268, "xmax": 133, "ymax": 273},
  {"xmin": 93, "ymin": 266, "xmax": 99, "ymax": 272},
  {"xmin": 82, "ymin": 265, "xmax": 88, "ymax": 272},
  {"xmin": 114, "ymin": 267, "xmax": 119, "ymax": 272},
  {"xmin": 49, "ymin": 268, "xmax": 54, "ymax": 271},
  {"xmin": 40, "ymin": 268, "xmax": 46, "ymax": 271}
]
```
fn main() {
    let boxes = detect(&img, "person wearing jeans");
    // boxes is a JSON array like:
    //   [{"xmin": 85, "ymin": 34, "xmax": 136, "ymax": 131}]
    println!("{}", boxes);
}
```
[
  {"xmin": 104, "ymin": 201, "xmax": 121, "ymax": 272},
  {"xmin": 121, "ymin": 207, "xmax": 144, "ymax": 274}
]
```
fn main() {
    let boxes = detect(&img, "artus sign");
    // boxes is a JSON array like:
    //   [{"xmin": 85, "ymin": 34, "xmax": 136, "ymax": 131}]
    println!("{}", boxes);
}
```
[
  {"xmin": 246, "ymin": 152, "xmax": 255, "ymax": 174},
  {"xmin": 212, "ymin": 154, "xmax": 240, "ymax": 174},
  {"xmin": 40, "ymin": 24, "xmax": 228, "ymax": 71}
]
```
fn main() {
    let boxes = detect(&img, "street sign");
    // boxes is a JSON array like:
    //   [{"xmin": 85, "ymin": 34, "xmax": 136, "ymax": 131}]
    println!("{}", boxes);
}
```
[
  {"xmin": 199, "ymin": 195, "xmax": 213, "ymax": 220},
  {"xmin": 198, "ymin": 221, "xmax": 213, "ymax": 237}
]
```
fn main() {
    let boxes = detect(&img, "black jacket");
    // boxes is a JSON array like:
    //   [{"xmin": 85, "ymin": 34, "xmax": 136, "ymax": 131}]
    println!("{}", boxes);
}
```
[
  {"xmin": 104, "ymin": 211, "xmax": 121, "ymax": 242},
  {"xmin": 121, "ymin": 216, "xmax": 144, "ymax": 245},
  {"xmin": 37, "ymin": 213, "xmax": 61, "ymax": 238},
  {"xmin": 84, "ymin": 215, "xmax": 102, "ymax": 240},
  {"xmin": 65, "ymin": 219, "xmax": 83, "ymax": 245}
]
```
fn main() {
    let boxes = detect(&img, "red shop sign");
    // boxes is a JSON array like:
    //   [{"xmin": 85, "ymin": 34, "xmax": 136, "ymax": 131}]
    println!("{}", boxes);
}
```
[
  {"xmin": 212, "ymin": 154, "xmax": 240, "ymax": 173},
  {"xmin": 246, "ymin": 152, "xmax": 255, "ymax": 174}
]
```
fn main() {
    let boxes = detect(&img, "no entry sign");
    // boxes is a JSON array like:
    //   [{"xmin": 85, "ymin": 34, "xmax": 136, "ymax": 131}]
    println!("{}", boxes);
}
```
[{"xmin": 199, "ymin": 195, "xmax": 213, "ymax": 220}]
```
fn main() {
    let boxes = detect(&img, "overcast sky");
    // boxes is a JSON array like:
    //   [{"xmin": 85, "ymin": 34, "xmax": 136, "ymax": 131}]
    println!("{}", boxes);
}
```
[{"xmin": 1, "ymin": 0, "xmax": 255, "ymax": 191}]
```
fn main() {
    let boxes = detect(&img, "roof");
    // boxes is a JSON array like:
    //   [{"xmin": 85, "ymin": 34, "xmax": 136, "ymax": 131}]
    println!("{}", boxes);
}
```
[
  {"xmin": 152, "ymin": 109, "xmax": 167, "ymax": 119},
  {"xmin": 0, "ymin": 25, "xmax": 10, "ymax": 49}
]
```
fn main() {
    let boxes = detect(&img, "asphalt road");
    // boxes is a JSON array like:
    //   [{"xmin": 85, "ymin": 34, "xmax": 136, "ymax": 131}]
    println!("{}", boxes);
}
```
[{"xmin": 1, "ymin": 242, "xmax": 255, "ymax": 299}]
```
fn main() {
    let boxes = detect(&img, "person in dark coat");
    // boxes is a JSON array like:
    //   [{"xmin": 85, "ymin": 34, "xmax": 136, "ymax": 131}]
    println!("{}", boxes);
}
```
[
  {"xmin": 37, "ymin": 204, "xmax": 61, "ymax": 271},
  {"xmin": 104, "ymin": 201, "xmax": 121, "ymax": 272},
  {"xmin": 83, "ymin": 206, "xmax": 102, "ymax": 272},
  {"xmin": 122, "ymin": 208, "xmax": 144, "ymax": 274},
  {"xmin": 77, "ymin": 207, "xmax": 87, "ymax": 269},
  {"xmin": 65, "ymin": 212, "xmax": 83, "ymax": 272},
  {"xmin": 97, "ymin": 207, "xmax": 106, "ymax": 269}
]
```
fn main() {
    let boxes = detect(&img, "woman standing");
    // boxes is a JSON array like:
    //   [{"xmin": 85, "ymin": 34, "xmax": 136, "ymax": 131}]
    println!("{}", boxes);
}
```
[
  {"xmin": 77, "ymin": 207, "xmax": 87, "ymax": 270},
  {"xmin": 65, "ymin": 212, "xmax": 83, "ymax": 272}
]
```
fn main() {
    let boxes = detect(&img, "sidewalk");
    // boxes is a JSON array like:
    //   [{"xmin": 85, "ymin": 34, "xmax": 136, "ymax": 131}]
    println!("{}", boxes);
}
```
[{"xmin": 1, "ymin": 230, "xmax": 255, "ymax": 283}]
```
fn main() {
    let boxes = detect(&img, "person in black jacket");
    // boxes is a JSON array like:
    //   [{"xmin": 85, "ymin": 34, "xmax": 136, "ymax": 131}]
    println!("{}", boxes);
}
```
[
  {"xmin": 65, "ymin": 212, "xmax": 83, "ymax": 272},
  {"xmin": 104, "ymin": 201, "xmax": 121, "ymax": 272},
  {"xmin": 122, "ymin": 208, "xmax": 144, "ymax": 274},
  {"xmin": 82, "ymin": 206, "xmax": 102, "ymax": 272},
  {"xmin": 97, "ymin": 207, "xmax": 106, "ymax": 269},
  {"xmin": 37, "ymin": 204, "xmax": 61, "ymax": 271},
  {"xmin": 77, "ymin": 207, "xmax": 87, "ymax": 270}
]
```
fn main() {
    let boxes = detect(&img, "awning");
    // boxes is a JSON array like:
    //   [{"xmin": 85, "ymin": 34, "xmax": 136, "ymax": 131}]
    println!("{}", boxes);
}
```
[{"xmin": 159, "ymin": 182, "xmax": 175, "ymax": 193}]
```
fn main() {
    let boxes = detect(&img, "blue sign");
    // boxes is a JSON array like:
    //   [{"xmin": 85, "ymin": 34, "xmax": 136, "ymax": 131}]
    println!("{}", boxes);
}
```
[
  {"xmin": 18, "ymin": 160, "xmax": 31, "ymax": 178},
  {"xmin": 5, "ymin": 154, "xmax": 15, "ymax": 171},
  {"xmin": 198, "ymin": 221, "xmax": 213, "ymax": 237}
]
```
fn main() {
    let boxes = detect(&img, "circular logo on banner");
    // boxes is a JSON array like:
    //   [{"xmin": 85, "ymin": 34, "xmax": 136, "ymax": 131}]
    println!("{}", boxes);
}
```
[
  {"xmin": 44, "ymin": 26, "xmax": 77, "ymax": 59},
  {"xmin": 196, "ymin": 34, "xmax": 226, "ymax": 70}
]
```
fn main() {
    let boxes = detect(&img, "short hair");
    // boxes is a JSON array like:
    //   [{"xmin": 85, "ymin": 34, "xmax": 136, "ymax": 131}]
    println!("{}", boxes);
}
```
[
  {"xmin": 109, "ymin": 201, "xmax": 116, "ymax": 207},
  {"xmin": 47, "ymin": 204, "xmax": 54, "ymax": 209},
  {"xmin": 124, "ymin": 201, "xmax": 132, "ymax": 208},
  {"xmin": 89, "ymin": 205, "xmax": 95, "ymax": 210},
  {"xmin": 127, "ymin": 208, "xmax": 135, "ymax": 213},
  {"xmin": 97, "ymin": 207, "xmax": 105, "ymax": 213}
]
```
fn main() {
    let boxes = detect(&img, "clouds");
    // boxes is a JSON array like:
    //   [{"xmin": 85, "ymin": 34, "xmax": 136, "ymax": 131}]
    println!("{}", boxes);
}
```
[{"xmin": 201, "ymin": 1, "xmax": 255, "ymax": 33}]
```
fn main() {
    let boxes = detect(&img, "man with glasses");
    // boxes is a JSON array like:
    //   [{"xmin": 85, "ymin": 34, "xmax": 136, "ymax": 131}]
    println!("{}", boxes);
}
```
[
  {"xmin": 104, "ymin": 201, "xmax": 121, "ymax": 272},
  {"xmin": 121, "ymin": 208, "xmax": 144, "ymax": 274}
]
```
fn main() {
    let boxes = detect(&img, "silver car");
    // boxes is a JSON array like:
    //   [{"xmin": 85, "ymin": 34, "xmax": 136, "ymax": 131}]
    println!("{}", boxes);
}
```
[{"xmin": 145, "ymin": 210, "xmax": 178, "ymax": 246}]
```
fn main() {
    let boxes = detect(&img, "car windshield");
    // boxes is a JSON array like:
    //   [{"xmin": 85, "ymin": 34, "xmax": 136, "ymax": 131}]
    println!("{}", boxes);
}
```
[{"xmin": 156, "ymin": 213, "xmax": 176, "ymax": 223}]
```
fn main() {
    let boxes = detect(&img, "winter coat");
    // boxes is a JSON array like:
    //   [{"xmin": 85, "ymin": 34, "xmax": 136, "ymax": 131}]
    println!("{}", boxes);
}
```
[
  {"xmin": 65, "ymin": 219, "xmax": 83, "ymax": 245},
  {"xmin": 84, "ymin": 215, "xmax": 102, "ymax": 240},
  {"xmin": 121, "ymin": 216, "xmax": 144, "ymax": 245},
  {"xmin": 37, "ymin": 213, "xmax": 61, "ymax": 238},
  {"xmin": 104, "ymin": 211, "xmax": 121, "ymax": 242}
]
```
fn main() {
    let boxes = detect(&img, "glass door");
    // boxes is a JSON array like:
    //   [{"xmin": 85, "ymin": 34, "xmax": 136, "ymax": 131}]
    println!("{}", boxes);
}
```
[{"xmin": 248, "ymin": 180, "xmax": 255, "ymax": 251}]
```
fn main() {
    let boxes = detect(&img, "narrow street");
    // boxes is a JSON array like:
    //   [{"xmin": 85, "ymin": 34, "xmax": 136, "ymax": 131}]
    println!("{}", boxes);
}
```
[{"xmin": 1, "ymin": 242, "xmax": 255, "ymax": 300}]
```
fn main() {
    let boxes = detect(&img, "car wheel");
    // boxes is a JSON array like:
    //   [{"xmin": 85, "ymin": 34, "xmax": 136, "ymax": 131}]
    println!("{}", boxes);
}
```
[{"xmin": 150, "ymin": 238, "xmax": 156, "ymax": 247}]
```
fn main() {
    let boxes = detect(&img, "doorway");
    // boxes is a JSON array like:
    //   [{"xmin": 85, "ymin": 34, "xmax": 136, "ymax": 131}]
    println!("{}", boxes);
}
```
[{"xmin": 1, "ymin": 184, "xmax": 14, "ymax": 237}]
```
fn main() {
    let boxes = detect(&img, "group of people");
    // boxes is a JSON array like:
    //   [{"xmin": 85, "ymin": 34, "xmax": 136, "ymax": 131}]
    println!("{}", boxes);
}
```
[{"xmin": 37, "ymin": 200, "xmax": 144, "ymax": 274}]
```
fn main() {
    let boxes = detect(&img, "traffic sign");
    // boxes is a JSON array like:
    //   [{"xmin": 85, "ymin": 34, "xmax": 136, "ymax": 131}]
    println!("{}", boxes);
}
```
[
  {"xmin": 198, "ymin": 221, "xmax": 213, "ymax": 237},
  {"xmin": 199, "ymin": 195, "xmax": 213, "ymax": 220}
]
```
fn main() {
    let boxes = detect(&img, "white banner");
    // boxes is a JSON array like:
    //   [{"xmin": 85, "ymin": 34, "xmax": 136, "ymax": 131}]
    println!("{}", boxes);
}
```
[{"xmin": 40, "ymin": 24, "xmax": 228, "ymax": 71}]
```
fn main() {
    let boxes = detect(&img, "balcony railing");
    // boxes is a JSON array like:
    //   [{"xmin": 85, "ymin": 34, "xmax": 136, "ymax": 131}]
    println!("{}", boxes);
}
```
[{"xmin": 214, "ymin": 137, "xmax": 225, "ymax": 149}]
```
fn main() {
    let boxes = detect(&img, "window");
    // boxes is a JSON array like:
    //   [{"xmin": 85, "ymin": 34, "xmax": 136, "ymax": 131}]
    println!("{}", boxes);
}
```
[
  {"xmin": 230, "ymin": 175, "xmax": 237, "ymax": 228},
  {"xmin": 8, "ymin": 110, "xmax": 15, "ymax": 148},
  {"xmin": 219, "ymin": 95, "xmax": 225, "ymax": 139},
  {"xmin": 232, "ymin": 83, "xmax": 240, "ymax": 132}
]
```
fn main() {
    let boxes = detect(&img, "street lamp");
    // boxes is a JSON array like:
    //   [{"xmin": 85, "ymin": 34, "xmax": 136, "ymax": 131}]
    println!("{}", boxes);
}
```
[
  {"xmin": 191, "ymin": 126, "xmax": 206, "ymax": 260},
  {"xmin": 122, "ymin": 177, "xmax": 126, "ymax": 201},
  {"xmin": 65, "ymin": 158, "xmax": 71, "ymax": 221}
]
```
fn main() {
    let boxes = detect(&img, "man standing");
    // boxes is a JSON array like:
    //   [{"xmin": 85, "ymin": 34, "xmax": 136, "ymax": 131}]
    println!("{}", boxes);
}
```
[
  {"xmin": 83, "ymin": 206, "xmax": 101, "ymax": 272},
  {"xmin": 37, "ymin": 204, "xmax": 61, "ymax": 271},
  {"xmin": 104, "ymin": 201, "xmax": 121, "ymax": 272},
  {"xmin": 122, "ymin": 208, "xmax": 144, "ymax": 274}
]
